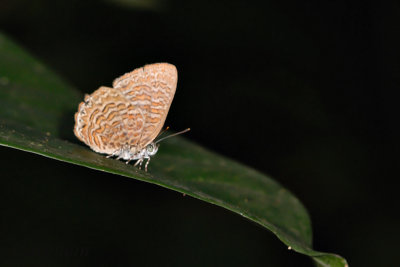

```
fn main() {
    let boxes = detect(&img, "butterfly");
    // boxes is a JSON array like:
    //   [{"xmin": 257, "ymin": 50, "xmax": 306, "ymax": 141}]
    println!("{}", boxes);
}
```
[{"xmin": 74, "ymin": 63, "xmax": 189, "ymax": 171}]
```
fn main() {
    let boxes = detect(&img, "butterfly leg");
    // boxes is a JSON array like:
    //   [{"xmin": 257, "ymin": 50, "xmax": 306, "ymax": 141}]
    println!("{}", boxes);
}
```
[
  {"xmin": 144, "ymin": 157, "xmax": 151, "ymax": 172},
  {"xmin": 134, "ymin": 158, "xmax": 143, "ymax": 168},
  {"xmin": 139, "ymin": 159, "xmax": 144, "ymax": 170},
  {"xmin": 116, "ymin": 149, "xmax": 125, "ymax": 160},
  {"xmin": 134, "ymin": 158, "xmax": 140, "ymax": 166},
  {"xmin": 107, "ymin": 149, "xmax": 120, "ymax": 159}
]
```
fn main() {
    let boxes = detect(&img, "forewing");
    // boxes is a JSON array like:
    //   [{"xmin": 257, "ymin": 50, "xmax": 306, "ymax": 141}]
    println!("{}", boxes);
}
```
[{"xmin": 113, "ymin": 63, "xmax": 178, "ymax": 148}]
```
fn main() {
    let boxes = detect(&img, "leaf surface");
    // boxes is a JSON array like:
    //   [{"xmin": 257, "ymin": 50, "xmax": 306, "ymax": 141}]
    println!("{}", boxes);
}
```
[{"xmin": 0, "ymin": 32, "xmax": 347, "ymax": 267}]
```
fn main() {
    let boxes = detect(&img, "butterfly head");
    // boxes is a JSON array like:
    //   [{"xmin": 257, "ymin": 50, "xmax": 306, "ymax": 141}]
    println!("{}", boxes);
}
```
[{"xmin": 145, "ymin": 142, "xmax": 159, "ymax": 157}]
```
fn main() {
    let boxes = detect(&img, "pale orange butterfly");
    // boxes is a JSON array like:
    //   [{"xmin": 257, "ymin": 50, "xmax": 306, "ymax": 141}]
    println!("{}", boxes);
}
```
[{"xmin": 74, "ymin": 63, "xmax": 189, "ymax": 171}]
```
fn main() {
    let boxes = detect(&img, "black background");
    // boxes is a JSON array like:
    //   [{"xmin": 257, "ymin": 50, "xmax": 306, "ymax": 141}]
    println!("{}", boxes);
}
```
[{"xmin": 0, "ymin": 0, "xmax": 398, "ymax": 266}]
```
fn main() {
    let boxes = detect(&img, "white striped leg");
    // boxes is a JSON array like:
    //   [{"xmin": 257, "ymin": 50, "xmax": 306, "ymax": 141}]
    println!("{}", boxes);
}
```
[
  {"xmin": 107, "ymin": 149, "xmax": 121, "ymax": 158},
  {"xmin": 144, "ymin": 158, "xmax": 151, "ymax": 172},
  {"xmin": 139, "ymin": 159, "xmax": 144, "ymax": 170},
  {"xmin": 134, "ymin": 158, "xmax": 143, "ymax": 169}
]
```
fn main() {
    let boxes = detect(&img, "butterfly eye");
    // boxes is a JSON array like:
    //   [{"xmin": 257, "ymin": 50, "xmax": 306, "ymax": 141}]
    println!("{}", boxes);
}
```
[{"xmin": 147, "ymin": 144, "xmax": 154, "ymax": 152}]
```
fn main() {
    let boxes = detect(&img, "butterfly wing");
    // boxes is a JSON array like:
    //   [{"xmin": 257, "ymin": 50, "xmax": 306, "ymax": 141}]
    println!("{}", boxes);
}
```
[
  {"xmin": 74, "ymin": 86, "xmax": 145, "ymax": 155},
  {"xmin": 113, "ymin": 63, "xmax": 178, "ymax": 149}
]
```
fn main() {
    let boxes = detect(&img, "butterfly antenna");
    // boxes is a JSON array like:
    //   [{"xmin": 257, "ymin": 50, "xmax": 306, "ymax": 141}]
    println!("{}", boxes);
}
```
[
  {"xmin": 156, "ymin": 126, "xmax": 170, "ymax": 138},
  {"xmin": 155, "ymin": 128, "xmax": 191, "ymax": 144}
]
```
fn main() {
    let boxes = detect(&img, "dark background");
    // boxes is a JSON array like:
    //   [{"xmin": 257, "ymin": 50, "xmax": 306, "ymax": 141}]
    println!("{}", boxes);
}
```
[{"xmin": 0, "ymin": 0, "xmax": 398, "ymax": 266}]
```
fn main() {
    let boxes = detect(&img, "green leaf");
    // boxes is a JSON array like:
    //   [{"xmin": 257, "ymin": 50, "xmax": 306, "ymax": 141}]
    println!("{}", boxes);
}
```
[{"xmin": 0, "ymin": 32, "xmax": 348, "ymax": 266}]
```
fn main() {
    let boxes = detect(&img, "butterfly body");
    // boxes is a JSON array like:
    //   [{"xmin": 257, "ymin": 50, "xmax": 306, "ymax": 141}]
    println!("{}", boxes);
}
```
[{"xmin": 111, "ymin": 142, "xmax": 158, "ymax": 161}]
